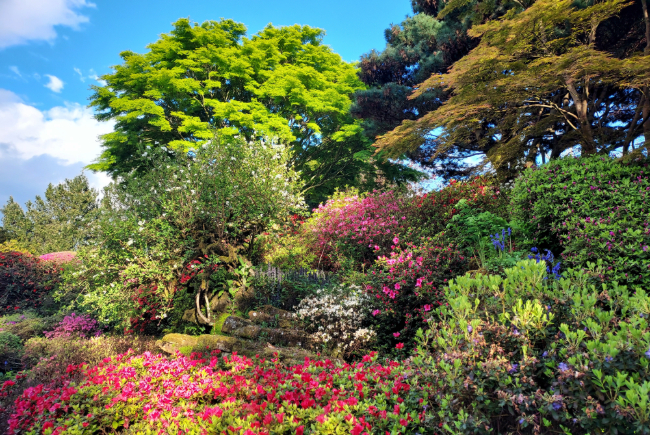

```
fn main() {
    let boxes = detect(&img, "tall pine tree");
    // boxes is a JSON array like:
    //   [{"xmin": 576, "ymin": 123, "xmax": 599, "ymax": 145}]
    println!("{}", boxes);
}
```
[{"xmin": 373, "ymin": 0, "xmax": 650, "ymax": 178}]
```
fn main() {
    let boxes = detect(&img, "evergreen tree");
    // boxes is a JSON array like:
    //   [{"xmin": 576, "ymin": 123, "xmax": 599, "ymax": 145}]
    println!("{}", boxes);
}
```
[
  {"xmin": 374, "ymin": 0, "xmax": 650, "ymax": 178},
  {"xmin": 0, "ymin": 174, "xmax": 100, "ymax": 254}
]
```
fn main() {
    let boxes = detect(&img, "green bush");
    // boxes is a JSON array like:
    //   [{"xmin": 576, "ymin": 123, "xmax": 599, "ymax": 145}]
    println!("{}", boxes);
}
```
[
  {"xmin": 412, "ymin": 259, "xmax": 650, "ymax": 433},
  {"xmin": 512, "ymin": 156, "xmax": 650, "ymax": 288},
  {"xmin": 62, "ymin": 135, "xmax": 304, "ymax": 331}
]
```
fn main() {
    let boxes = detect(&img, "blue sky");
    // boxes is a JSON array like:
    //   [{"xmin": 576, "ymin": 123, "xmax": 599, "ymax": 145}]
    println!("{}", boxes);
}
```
[{"xmin": 0, "ymin": 0, "xmax": 412, "ymax": 212}]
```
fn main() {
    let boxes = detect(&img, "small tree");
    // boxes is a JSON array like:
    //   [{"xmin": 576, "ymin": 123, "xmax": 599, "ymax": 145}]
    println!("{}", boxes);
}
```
[{"xmin": 72, "ymin": 135, "xmax": 303, "ymax": 329}]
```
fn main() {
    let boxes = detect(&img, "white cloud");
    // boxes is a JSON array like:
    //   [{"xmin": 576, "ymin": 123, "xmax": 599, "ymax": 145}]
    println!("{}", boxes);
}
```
[
  {"xmin": 73, "ymin": 67, "xmax": 107, "ymax": 86},
  {"xmin": 44, "ymin": 74, "xmax": 64, "ymax": 93},
  {"xmin": 0, "ymin": 0, "xmax": 95, "ymax": 49},
  {"xmin": 9, "ymin": 66, "xmax": 21, "ymax": 77},
  {"xmin": 0, "ymin": 89, "xmax": 114, "ymax": 204}
]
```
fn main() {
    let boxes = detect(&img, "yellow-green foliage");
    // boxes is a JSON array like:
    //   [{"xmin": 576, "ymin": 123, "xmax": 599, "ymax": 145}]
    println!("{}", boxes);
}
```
[{"xmin": 0, "ymin": 239, "xmax": 32, "ymax": 255}]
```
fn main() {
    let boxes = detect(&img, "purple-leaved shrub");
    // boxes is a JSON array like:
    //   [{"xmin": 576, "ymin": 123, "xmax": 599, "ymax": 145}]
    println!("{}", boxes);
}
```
[{"xmin": 43, "ymin": 313, "xmax": 101, "ymax": 339}]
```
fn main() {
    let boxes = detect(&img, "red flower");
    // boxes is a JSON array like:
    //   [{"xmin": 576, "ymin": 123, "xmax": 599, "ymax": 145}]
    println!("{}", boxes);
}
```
[
  {"xmin": 296, "ymin": 425, "xmax": 305, "ymax": 435},
  {"xmin": 396, "ymin": 343, "xmax": 404, "ymax": 349}
]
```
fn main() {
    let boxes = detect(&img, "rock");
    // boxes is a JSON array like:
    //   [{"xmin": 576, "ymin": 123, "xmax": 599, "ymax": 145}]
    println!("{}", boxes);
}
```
[
  {"xmin": 265, "ymin": 328, "xmax": 311, "ymax": 347},
  {"xmin": 248, "ymin": 305, "xmax": 297, "ymax": 329},
  {"xmin": 221, "ymin": 316, "xmax": 254, "ymax": 334},
  {"xmin": 156, "ymin": 333, "xmax": 336, "ymax": 366},
  {"xmin": 156, "ymin": 333, "xmax": 199, "ymax": 354}
]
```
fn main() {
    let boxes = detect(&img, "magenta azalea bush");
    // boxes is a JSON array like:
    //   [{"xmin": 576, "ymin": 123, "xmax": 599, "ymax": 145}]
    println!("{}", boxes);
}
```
[
  {"xmin": 304, "ymin": 190, "xmax": 406, "ymax": 270},
  {"xmin": 43, "ymin": 314, "xmax": 102, "ymax": 339},
  {"xmin": 38, "ymin": 252, "xmax": 77, "ymax": 264}
]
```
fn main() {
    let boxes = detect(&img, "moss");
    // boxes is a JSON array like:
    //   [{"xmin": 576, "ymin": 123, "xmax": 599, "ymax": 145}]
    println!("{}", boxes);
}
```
[
  {"xmin": 212, "ymin": 312, "xmax": 231, "ymax": 335},
  {"xmin": 178, "ymin": 346, "xmax": 194, "ymax": 357}
]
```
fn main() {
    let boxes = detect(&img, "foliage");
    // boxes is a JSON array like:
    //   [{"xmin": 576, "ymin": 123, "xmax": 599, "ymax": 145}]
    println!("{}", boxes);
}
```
[
  {"xmin": 512, "ymin": 156, "xmax": 650, "ymax": 288},
  {"xmin": 375, "ymin": 0, "xmax": 650, "ymax": 178},
  {"xmin": 9, "ymin": 350, "xmax": 434, "ymax": 435},
  {"xmin": 0, "ymin": 252, "xmax": 62, "ymax": 316},
  {"xmin": 66, "ymin": 135, "xmax": 303, "ymax": 330},
  {"xmin": 250, "ymin": 268, "xmax": 334, "ymax": 312},
  {"xmin": 0, "ymin": 175, "xmax": 99, "ymax": 255},
  {"xmin": 303, "ymin": 189, "xmax": 406, "ymax": 270},
  {"xmin": 400, "ymin": 176, "xmax": 509, "ymax": 243},
  {"xmin": 409, "ymin": 258, "xmax": 650, "ymax": 433},
  {"xmin": 43, "ymin": 314, "xmax": 102, "ymax": 340},
  {"xmin": 296, "ymin": 285, "xmax": 376, "ymax": 358},
  {"xmin": 364, "ymin": 237, "xmax": 468, "ymax": 355},
  {"xmin": 0, "ymin": 240, "xmax": 32, "ymax": 255},
  {"xmin": 0, "ymin": 332, "xmax": 24, "ymax": 372},
  {"xmin": 259, "ymin": 214, "xmax": 316, "ymax": 270},
  {"xmin": 88, "ymin": 18, "xmax": 420, "ymax": 203},
  {"xmin": 20, "ymin": 335, "xmax": 158, "ymax": 386}
]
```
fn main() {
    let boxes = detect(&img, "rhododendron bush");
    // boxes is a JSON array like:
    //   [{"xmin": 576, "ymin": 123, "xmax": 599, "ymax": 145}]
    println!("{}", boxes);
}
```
[
  {"xmin": 303, "ymin": 189, "xmax": 406, "ymax": 270},
  {"xmin": 9, "ymin": 350, "xmax": 434, "ymax": 435},
  {"xmin": 364, "ymin": 238, "xmax": 468, "ymax": 353}
]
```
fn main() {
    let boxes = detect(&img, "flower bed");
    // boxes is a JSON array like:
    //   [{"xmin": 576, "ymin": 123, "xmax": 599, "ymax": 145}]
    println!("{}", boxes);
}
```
[{"xmin": 9, "ymin": 350, "xmax": 430, "ymax": 435}]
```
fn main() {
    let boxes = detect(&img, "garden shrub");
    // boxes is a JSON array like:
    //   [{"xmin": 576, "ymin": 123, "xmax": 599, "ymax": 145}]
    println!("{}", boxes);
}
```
[
  {"xmin": 410, "ymin": 259, "xmax": 650, "ymax": 433},
  {"xmin": 0, "ymin": 332, "xmax": 23, "ymax": 372},
  {"xmin": 251, "ymin": 267, "xmax": 335, "ymax": 312},
  {"xmin": 303, "ymin": 189, "xmax": 406, "ymax": 270},
  {"xmin": 0, "ymin": 313, "xmax": 50, "ymax": 342},
  {"xmin": 43, "ymin": 313, "xmax": 101, "ymax": 339},
  {"xmin": 296, "ymin": 284, "xmax": 375, "ymax": 358},
  {"xmin": 401, "ymin": 176, "xmax": 509, "ymax": 243},
  {"xmin": 21, "ymin": 335, "xmax": 158, "ymax": 385},
  {"xmin": 512, "ymin": 156, "xmax": 650, "ymax": 287},
  {"xmin": 64, "ymin": 135, "xmax": 304, "ymax": 331},
  {"xmin": 364, "ymin": 237, "xmax": 468, "ymax": 354},
  {"xmin": 0, "ymin": 252, "xmax": 63, "ymax": 316}
]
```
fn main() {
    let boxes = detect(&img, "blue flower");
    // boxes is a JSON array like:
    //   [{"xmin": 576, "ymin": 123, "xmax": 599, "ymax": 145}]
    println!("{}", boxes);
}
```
[
  {"xmin": 605, "ymin": 356, "xmax": 613, "ymax": 363},
  {"xmin": 531, "ymin": 247, "xmax": 538, "ymax": 253},
  {"xmin": 645, "ymin": 348, "xmax": 650, "ymax": 360},
  {"xmin": 558, "ymin": 362, "xmax": 569, "ymax": 372},
  {"xmin": 509, "ymin": 364, "xmax": 518, "ymax": 374},
  {"xmin": 519, "ymin": 418, "xmax": 525, "ymax": 425},
  {"xmin": 542, "ymin": 351, "xmax": 548, "ymax": 358},
  {"xmin": 552, "ymin": 402, "xmax": 562, "ymax": 411}
]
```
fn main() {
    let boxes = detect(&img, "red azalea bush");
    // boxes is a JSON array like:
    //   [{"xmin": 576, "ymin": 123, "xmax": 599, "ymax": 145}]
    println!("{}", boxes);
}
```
[
  {"xmin": 364, "ymin": 238, "xmax": 468, "ymax": 353},
  {"xmin": 0, "ymin": 252, "xmax": 63, "ymax": 315},
  {"xmin": 304, "ymin": 190, "xmax": 407, "ymax": 270},
  {"xmin": 9, "ymin": 350, "xmax": 433, "ymax": 435}
]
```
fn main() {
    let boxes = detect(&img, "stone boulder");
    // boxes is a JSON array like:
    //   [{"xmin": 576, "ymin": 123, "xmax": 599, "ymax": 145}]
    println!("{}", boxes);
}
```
[
  {"xmin": 219, "ymin": 315, "xmax": 311, "ymax": 347},
  {"xmin": 248, "ymin": 305, "xmax": 298, "ymax": 329},
  {"xmin": 156, "ymin": 333, "xmax": 332, "ymax": 366}
]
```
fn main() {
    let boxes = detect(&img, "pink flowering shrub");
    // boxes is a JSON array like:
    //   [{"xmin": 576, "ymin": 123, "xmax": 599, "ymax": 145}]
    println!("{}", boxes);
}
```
[
  {"xmin": 364, "ymin": 238, "xmax": 468, "ymax": 353},
  {"xmin": 9, "ymin": 350, "xmax": 432, "ymax": 435},
  {"xmin": 38, "ymin": 252, "xmax": 77, "ymax": 264},
  {"xmin": 43, "ymin": 314, "xmax": 101, "ymax": 339},
  {"xmin": 304, "ymin": 190, "xmax": 406, "ymax": 270}
]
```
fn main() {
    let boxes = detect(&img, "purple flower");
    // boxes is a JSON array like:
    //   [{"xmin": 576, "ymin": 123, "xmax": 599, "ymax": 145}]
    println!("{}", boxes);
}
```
[
  {"xmin": 467, "ymin": 325, "xmax": 473, "ymax": 333},
  {"xmin": 645, "ymin": 348, "xmax": 650, "ymax": 360},
  {"xmin": 542, "ymin": 351, "xmax": 548, "ymax": 358},
  {"xmin": 509, "ymin": 364, "xmax": 518, "ymax": 374},
  {"xmin": 558, "ymin": 362, "xmax": 569, "ymax": 372},
  {"xmin": 552, "ymin": 402, "xmax": 562, "ymax": 411},
  {"xmin": 605, "ymin": 356, "xmax": 613, "ymax": 362}
]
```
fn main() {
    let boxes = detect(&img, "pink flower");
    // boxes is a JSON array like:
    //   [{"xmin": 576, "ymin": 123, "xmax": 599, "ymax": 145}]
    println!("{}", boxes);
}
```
[
  {"xmin": 423, "ymin": 304, "xmax": 432, "ymax": 312},
  {"xmin": 372, "ymin": 310, "xmax": 381, "ymax": 316},
  {"xmin": 393, "ymin": 237, "xmax": 399, "ymax": 244},
  {"xmin": 393, "ymin": 332, "xmax": 400, "ymax": 338},
  {"xmin": 394, "ymin": 283, "xmax": 401, "ymax": 290}
]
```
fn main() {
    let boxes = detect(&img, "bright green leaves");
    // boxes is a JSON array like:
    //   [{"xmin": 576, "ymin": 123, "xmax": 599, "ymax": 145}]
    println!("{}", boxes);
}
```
[{"xmin": 88, "ymin": 18, "xmax": 365, "ymax": 181}]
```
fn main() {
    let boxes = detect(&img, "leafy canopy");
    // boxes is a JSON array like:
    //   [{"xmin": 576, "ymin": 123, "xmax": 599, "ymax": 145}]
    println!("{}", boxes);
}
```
[
  {"xmin": 88, "ymin": 18, "xmax": 420, "ymax": 203},
  {"xmin": 375, "ymin": 0, "xmax": 650, "ymax": 178}
]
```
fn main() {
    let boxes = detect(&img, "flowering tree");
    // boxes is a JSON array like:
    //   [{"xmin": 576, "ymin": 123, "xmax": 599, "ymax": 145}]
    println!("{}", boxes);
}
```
[{"xmin": 69, "ymin": 135, "xmax": 304, "ymax": 330}]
